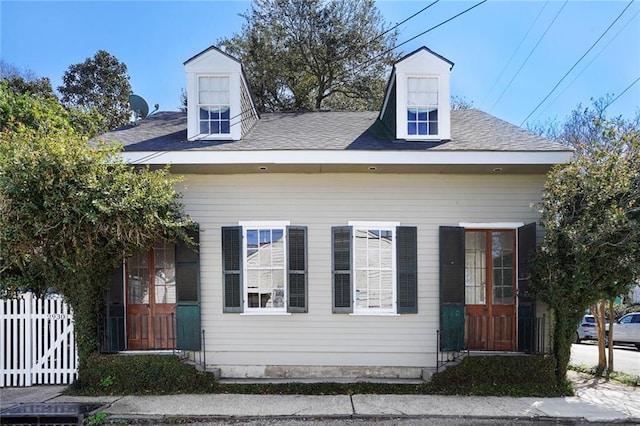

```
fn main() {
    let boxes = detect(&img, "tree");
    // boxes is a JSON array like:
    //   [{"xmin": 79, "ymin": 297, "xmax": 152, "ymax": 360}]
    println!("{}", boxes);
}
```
[
  {"xmin": 58, "ymin": 50, "xmax": 132, "ymax": 132},
  {"xmin": 179, "ymin": 88, "xmax": 188, "ymax": 112},
  {"xmin": 0, "ymin": 77, "xmax": 103, "ymax": 139},
  {"xmin": 531, "ymin": 120, "xmax": 640, "ymax": 384},
  {"xmin": 531, "ymin": 99, "xmax": 640, "ymax": 374},
  {"xmin": 0, "ymin": 82, "xmax": 193, "ymax": 377},
  {"xmin": 0, "ymin": 79, "xmax": 75, "ymax": 136},
  {"xmin": 451, "ymin": 95, "xmax": 474, "ymax": 110},
  {"xmin": 2, "ymin": 75, "xmax": 57, "ymax": 99},
  {"xmin": 219, "ymin": 0, "xmax": 399, "ymax": 112}
]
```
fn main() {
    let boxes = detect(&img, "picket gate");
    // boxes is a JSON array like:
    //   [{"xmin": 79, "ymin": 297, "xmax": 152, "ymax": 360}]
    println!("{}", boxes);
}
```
[{"xmin": 1, "ymin": 293, "xmax": 78, "ymax": 387}]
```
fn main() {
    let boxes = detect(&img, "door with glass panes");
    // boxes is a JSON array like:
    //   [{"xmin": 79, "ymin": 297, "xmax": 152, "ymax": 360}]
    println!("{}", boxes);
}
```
[
  {"xmin": 465, "ymin": 230, "xmax": 516, "ymax": 351},
  {"xmin": 126, "ymin": 241, "xmax": 177, "ymax": 350}
]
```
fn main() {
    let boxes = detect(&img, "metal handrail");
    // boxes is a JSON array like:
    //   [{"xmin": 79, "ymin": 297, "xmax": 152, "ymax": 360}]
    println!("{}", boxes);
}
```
[{"xmin": 436, "ymin": 314, "xmax": 548, "ymax": 371}]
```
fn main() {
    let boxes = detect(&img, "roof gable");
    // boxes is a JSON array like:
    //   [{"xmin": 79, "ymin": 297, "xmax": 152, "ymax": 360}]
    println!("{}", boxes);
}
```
[
  {"xmin": 394, "ymin": 46, "xmax": 454, "ymax": 71},
  {"xmin": 184, "ymin": 45, "xmax": 243, "ymax": 74}
]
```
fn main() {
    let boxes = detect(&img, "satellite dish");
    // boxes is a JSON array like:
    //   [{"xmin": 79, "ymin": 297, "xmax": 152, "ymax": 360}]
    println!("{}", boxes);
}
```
[{"xmin": 129, "ymin": 94, "xmax": 149, "ymax": 120}]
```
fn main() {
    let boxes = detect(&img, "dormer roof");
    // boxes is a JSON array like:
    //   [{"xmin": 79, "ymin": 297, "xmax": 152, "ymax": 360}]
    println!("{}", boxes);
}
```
[
  {"xmin": 183, "ymin": 45, "xmax": 243, "ymax": 67},
  {"xmin": 393, "ymin": 46, "xmax": 454, "ymax": 70}
]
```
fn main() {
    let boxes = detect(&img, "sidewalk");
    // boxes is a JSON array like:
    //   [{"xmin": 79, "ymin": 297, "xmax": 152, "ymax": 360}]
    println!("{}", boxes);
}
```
[{"xmin": 1, "ymin": 372, "xmax": 639, "ymax": 424}]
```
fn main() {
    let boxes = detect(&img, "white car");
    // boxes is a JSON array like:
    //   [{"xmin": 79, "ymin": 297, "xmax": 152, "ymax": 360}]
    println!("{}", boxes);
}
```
[
  {"xmin": 607, "ymin": 312, "xmax": 640, "ymax": 350},
  {"xmin": 576, "ymin": 314, "xmax": 599, "ymax": 343}
]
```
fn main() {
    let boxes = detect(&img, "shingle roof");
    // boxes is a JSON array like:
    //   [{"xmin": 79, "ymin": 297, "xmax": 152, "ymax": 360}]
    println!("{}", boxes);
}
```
[{"xmin": 97, "ymin": 109, "xmax": 570, "ymax": 153}]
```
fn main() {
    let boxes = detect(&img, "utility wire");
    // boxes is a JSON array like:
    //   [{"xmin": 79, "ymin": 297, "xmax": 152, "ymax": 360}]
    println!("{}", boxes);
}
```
[
  {"xmin": 345, "ymin": 0, "xmax": 487, "ymax": 77},
  {"xmin": 333, "ymin": 1, "xmax": 440, "ymax": 72},
  {"xmin": 488, "ymin": 0, "xmax": 568, "ymax": 113},
  {"xmin": 520, "ymin": 0, "xmax": 635, "ymax": 126},
  {"xmin": 605, "ymin": 76, "xmax": 640, "ymax": 108},
  {"xmin": 480, "ymin": 0, "xmax": 550, "ymax": 109},
  {"xmin": 531, "ymin": 5, "xmax": 640, "ymax": 122},
  {"xmin": 376, "ymin": 0, "xmax": 440, "ymax": 42},
  {"xmin": 391, "ymin": 0, "xmax": 487, "ymax": 56}
]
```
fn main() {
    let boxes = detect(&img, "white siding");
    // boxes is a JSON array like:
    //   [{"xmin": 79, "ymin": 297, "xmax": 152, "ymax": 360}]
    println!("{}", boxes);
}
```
[{"xmin": 177, "ymin": 172, "xmax": 546, "ymax": 375}]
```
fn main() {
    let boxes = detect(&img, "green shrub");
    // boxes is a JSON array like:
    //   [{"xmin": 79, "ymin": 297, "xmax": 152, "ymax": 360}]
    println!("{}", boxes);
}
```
[
  {"xmin": 67, "ymin": 353, "xmax": 570, "ymax": 397},
  {"xmin": 69, "ymin": 354, "xmax": 219, "ymax": 395},
  {"xmin": 428, "ymin": 355, "xmax": 571, "ymax": 396}
]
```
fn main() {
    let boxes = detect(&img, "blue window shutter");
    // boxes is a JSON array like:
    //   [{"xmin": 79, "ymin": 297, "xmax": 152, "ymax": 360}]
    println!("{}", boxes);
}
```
[
  {"xmin": 439, "ymin": 226, "xmax": 465, "ymax": 351},
  {"xmin": 176, "ymin": 227, "xmax": 201, "ymax": 351},
  {"xmin": 222, "ymin": 226, "xmax": 243, "ymax": 313},
  {"xmin": 518, "ymin": 222, "xmax": 537, "ymax": 352},
  {"xmin": 287, "ymin": 226, "xmax": 308, "ymax": 313},
  {"xmin": 332, "ymin": 226, "xmax": 352, "ymax": 313},
  {"xmin": 396, "ymin": 226, "xmax": 418, "ymax": 314}
]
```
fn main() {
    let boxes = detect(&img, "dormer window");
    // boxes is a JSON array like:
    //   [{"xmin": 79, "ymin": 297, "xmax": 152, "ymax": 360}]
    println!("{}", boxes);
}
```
[
  {"xmin": 379, "ymin": 47, "xmax": 453, "ymax": 141},
  {"xmin": 198, "ymin": 76, "xmax": 230, "ymax": 135},
  {"xmin": 407, "ymin": 77, "xmax": 438, "ymax": 136},
  {"xmin": 184, "ymin": 46, "xmax": 259, "ymax": 141}
]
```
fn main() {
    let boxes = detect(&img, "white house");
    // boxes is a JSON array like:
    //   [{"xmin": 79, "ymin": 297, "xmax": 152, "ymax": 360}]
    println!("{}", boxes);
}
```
[{"xmin": 99, "ymin": 46, "xmax": 573, "ymax": 379}]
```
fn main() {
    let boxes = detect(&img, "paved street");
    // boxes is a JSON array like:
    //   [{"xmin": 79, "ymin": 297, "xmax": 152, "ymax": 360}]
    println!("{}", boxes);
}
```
[{"xmin": 571, "ymin": 342, "xmax": 640, "ymax": 376}]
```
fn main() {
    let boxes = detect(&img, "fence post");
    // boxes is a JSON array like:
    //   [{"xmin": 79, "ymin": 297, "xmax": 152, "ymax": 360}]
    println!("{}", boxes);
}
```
[
  {"xmin": 1, "ymin": 298, "xmax": 4, "ymax": 387},
  {"xmin": 25, "ymin": 293, "xmax": 33, "ymax": 386}
]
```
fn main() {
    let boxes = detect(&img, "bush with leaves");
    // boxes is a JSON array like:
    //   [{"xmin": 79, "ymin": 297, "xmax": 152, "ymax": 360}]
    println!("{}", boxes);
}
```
[
  {"xmin": 0, "ymin": 82, "xmax": 193, "ymax": 379},
  {"xmin": 532, "ymin": 122, "xmax": 640, "ymax": 384}
]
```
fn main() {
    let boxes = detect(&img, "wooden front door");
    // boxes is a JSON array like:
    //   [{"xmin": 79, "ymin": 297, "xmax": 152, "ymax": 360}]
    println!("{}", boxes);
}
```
[
  {"xmin": 465, "ymin": 230, "xmax": 516, "ymax": 351},
  {"xmin": 126, "ymin": 241, "xmax": 177, "ymax": 350}
]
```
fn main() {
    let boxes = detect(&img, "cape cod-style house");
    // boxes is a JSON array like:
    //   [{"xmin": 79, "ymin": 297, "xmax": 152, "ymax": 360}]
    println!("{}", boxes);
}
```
[{"xmin": 99, "ymin": 45, "xmax": 573, "ymax": 379}]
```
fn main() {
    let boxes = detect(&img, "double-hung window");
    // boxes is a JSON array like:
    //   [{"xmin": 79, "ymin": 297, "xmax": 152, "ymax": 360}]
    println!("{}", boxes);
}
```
[
  {"xmin": 332, "ymin": 222, "xmax": 417, "ymax": 315},
  {"xmin": 222, "ymin": 222, "xmax": 307, "ymax": 314},
  {"xmin": 198, "ymin": 76, "xmax": 230, "ymax": 136},
  {"xmin": 244, "ymin": 225, "xmax": 286, "ymax": 311},
  {"xmin": 353, "ymin": 224, "xmax": 396, "ymax": 313},
  {"xmin": 407, "ymin": 77, "xmax": 438, "ymax": 136}
]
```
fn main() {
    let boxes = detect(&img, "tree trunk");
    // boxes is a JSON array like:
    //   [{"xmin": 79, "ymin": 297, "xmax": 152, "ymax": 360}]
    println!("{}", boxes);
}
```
[
  {"xmin": 593, "ymin": 300, "xmax": 607, "ymax": 370},
  {"xmin": 552, "ymin": 310, "xmax": 581, "ymax": 385},
  {"xmin": 607, "ymin": 300, "xmax": 615, "ymax": 372}
]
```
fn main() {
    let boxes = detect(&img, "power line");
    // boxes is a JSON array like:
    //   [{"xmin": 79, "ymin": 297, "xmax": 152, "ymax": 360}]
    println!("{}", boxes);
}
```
[
  {"xmin": 335, "ymin": 0, "xmax": 486, "ymax": 80},
  {"xmin": 334, "ymin": 1, "xmax": 440, "ymax": 69},
  {"xmin": 392, "ymin": 0, "xmax": 487, "ymax": 54},
  {"xmin": 346, "ymin": 0, "xmax": 487, "ymax": 77},
  {"xmin": 377, "ymin": 0, "xmax": 440, "ymax": 42},
  {"xmin": 531, "ymin": 5, "xmax": 640, "ymax": 122},
  {"xmin": 520, "ymin": 0, "xmax": 635, "ymax": 126},
  {"xmin": 488, "ymin": 0, "xmax": 568, "ymax": 113},
  {"xmin": 605, "ymin": 76, "xmax": 640, "ymax": 108},
  {"xmin": 480, "ymin": 0, "xmax": 550, "ymax": 109}
]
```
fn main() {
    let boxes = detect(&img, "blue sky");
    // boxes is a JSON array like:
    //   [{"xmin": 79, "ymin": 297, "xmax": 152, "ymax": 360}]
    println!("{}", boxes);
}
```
[{"xmin": 1, "ymin": 0, "xmax": 638, "ymax": 128}]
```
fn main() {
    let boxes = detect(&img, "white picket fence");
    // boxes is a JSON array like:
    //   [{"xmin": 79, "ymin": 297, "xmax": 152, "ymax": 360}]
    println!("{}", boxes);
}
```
[{"xmin": 1, "ymin": 293, "xmax": 78, "ymax": 386}]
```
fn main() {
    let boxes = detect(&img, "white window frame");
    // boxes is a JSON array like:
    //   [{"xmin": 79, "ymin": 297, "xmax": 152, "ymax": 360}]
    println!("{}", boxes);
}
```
[
  {"xmin": 349, "ymin": 221, "xmax": 399, "ymax": 314},
  {"xmin": 197, "ymin": 75, "xmax": 231, "ymax": 138},
  {"xmin": 239, "ymin": 221, "xmax": 290, "ymax": 314},
  {"xmin": 406, "ymin": 76, "xmax": 439, "ymax": 137}
]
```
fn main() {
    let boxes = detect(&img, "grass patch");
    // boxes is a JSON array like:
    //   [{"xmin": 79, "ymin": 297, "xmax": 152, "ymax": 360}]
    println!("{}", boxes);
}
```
[
  {"xmin": 569, "ymin": 363, "xmax": 640, "ymax": 387},
  {"xmin": 68, "ymin": 353, "xmax": 570, "ymax": 397}
]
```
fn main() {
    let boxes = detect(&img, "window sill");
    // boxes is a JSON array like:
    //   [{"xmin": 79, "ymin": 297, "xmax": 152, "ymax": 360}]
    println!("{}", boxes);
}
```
[
  {"xmin": 349, "ymin": 312, "xmax": 401, "ymax": 317},
  {"xmin": 240, "ymin": 312, "xmax": 292, "ymax": 316}
]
